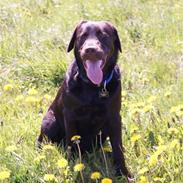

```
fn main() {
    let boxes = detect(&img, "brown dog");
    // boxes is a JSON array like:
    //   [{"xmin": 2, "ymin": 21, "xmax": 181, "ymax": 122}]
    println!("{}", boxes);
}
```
[{"xmin": 38, "ymin": 21, "xmax": 131, "ymax": 179}]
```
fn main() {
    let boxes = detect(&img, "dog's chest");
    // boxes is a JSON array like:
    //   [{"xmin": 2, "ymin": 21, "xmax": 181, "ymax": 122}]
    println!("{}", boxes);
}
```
[
  {"xmin": 73, "ymin": 103, "xmax": 107, "ymax": 134},
  {"xmin": 72, "ymin": 87, "xmax": 109, "ymax": 131}
]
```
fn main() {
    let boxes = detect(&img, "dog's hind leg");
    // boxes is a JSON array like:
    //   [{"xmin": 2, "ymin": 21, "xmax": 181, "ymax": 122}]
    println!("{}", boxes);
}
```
[{"xmin": 37, "ymin": 110, "xmax": 63, "ymax": 146}]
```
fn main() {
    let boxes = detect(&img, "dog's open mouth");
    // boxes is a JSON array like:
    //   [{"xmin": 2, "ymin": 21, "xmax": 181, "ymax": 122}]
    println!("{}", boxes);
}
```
[{"xmin": 83, "ymin": 60, "xmax": 105, "ymax": 85}]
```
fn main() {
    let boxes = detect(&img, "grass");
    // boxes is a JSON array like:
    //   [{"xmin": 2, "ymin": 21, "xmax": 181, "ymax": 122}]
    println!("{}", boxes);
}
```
[{"xmin": 0, "ymin": 0, "xmax": 183, "ymax": 182}]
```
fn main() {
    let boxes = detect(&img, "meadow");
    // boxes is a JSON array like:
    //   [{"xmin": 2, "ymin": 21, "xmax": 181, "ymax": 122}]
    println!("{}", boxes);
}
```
[{"xmin": 0, "ymin": 0, "xmax": 183, "ymax": 182}]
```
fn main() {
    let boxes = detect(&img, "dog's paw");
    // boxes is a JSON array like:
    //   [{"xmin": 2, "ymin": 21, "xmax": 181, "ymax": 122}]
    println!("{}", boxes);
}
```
[{"xmin": 115, "ymin": 168, "xmax": 134, "ymax": 182}]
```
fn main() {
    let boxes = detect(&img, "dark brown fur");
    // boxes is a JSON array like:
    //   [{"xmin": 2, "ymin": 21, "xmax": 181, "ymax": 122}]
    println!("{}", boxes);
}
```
[{"xmin": 38, "ymin": 21, "xmax": 131, "ymax": 179}]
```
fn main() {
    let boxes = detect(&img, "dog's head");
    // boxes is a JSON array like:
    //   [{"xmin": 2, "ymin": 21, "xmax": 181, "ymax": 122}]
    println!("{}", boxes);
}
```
[{"xmin": 67, "ymin": 21, "xmax": 121, "ymax": 85}]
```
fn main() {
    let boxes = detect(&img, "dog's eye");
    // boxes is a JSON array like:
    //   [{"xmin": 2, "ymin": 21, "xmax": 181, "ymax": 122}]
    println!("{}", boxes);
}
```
[
  {"xmin": 98, "ymin": 31, "xmax": 109, "ymax": 39},
  {"xmin": 80, "ymin": 33, "xmax": 88, "ymax": 39}
]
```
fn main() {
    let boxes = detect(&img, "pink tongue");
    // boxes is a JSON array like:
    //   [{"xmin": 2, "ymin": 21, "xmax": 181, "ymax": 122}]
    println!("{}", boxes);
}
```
[{"xmin": 85, "ymin": 60, "xmax": 103, "ymax": 85}]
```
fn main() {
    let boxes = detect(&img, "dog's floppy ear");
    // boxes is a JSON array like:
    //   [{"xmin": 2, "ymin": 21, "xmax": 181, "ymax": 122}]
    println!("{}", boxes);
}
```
[
  {"xmin": 67, "ymin": 27, "xmax": 77, "ymax": 52},
  {"xmin": 113, "ymin": 27, "xmax": 122, "ymax": 52},
  {"xmin": 67, "ymin": 21, "xmax": 87, "ymax": 52},
  {"xmin": 106, "ymin": 22, "xmax": 122, "ymax": 52}
]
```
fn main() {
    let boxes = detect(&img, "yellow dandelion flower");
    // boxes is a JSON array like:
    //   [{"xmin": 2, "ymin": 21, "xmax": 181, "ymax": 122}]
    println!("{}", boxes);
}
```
[
  {"xmin": 130, "ymin": 108, "xmax": 141, "ymax": 116},
  {"xmin": 101, "ymin": 177, "xmax": 112, "ymax": 183},
  {"xmin": 147, "ymin": 96, "xmax": 156, "ymax": 103},
  {"xmin": 63, "ymin": 168, "xmax": 69, "ymax": 177},
  {"xmin": 34, "ymin": 155, "xmax": 46, "ymax": 163},
  {"xmin": 177, "ymin": 104, "xmax": 183, "ymax": 110},
  {"xmin": 167, "ymin": 128, "xmax": 179, "ymax": 134},
  {"xmin": 28, "ymin": 88, "xmax": 38, "ymax": 95},
  {"xmin": 90, "ymin": 171, "xmax": 101, "ymax": 180},
  {"xmin": 122, "ymin": 90, "xmax": 127, "ymax": 97},
  {"xmin": 15, "ymin": 95, "xmax": 24, "ymax": 102},
  {"xmin": 174, "ymin": 168, "xmax": 180, "ymax": 173},
  {"xmin": 139, "ymin": 176, "xmax": 148, "ymax": 183},
  {"xmin": 65, "ymin": 179, "xmax": 70, "ymax": 183},
  {"xmin": 131, "ymin": 102, "xmax": 145, "ymax": 108},
  {"xmin": 3, "ymin": 84, "xmax": 13, "ymax": 91},
  {"xmin": 143, "ymin": 105, "xmax": 152, "ymax": 113},
  {"xmin": 153, "ymin": 177, "xmax": 163, "ymax": 182},
  {"xmin": 57, "ymin": 158, "xmax": 68, "ymax": 168},
  {"xmin": 25, "ymin": 96, "xmax": 39, "ymax": 104},
  {"xmin": 164, "ymin": 91, "xmax": 171, "ymax": 97},
  {"xmin": 44, "ymin": 94, "xmax": 51, "ymax": 100},
  {"xmin": 170, "ymin": 105, "xmax": 183, "ymax": 116},
  {"xmin": 136, "ymin": 102, "xmax": 146, "ymax": 108},
  {"xmin": 71, "ymin": 135, "xmax": 81, "ymax": 142},
  {"xmin": 73, "ymin": 163, "xmax": 85, "ymax": 172},
  {"xmin": 43, "ymin": 144, "xmax": 55, "ymax": 151},
  {"xmin": 169, "ymin": 139, "xmax": 179, "ymax": 149},
  {"xmin": 131, "ymin": 134, "xmax": 141, "ymax": 142},
  {"xmin": 142, "ymin": 77, "xmax": 149, "ymax": 83},
  {"xmin": 130, "ymin": 126, "xmax": 139, "ymax": 134},
  {"xmin": 155, "ymin": 145, "xmax": 166, "ymax": 156},
  {"xmin": 157, "ymin": 135, "xmax": 164, "ymax": 145},
  {"xmin": 25, "ymin": 9, "xmax": 32, "ymax": 17},
  {"xmin": 103, "ymin": 146, "xmax": 112, "ymax": 153},
  {"xmin": 175, "ymin": 111, "xmax": 183, "ymax": 117},
  {"xmin": 43, "ymin": 174, "xmax": 58, "ymax": 182},
  {"xmin": 5, "ymin": 145, "xmax": 17, "ymax": 152},
  {"xmin": 149, "ymin": 154, "xmax": 158, "ymax": 167},
  {"xmin": 0, "ymin": 170, "xmax": 11, "ymax": 180},
  {"xmin": 138, "ymin": 167, "xmax": 148, "ymax": 175},
  {"xmin": 170, "ymin": 106, "xmax": 179, "ymax": 113},
  {"xmin": 122, "ymin": 101, "xmax": 128, "ymax": 106}
]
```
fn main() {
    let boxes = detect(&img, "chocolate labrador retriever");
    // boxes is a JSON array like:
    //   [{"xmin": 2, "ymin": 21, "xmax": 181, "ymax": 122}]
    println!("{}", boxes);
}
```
[{"xmin": 38, "ymin": 21, "xmax": 131, "ymax": 179}]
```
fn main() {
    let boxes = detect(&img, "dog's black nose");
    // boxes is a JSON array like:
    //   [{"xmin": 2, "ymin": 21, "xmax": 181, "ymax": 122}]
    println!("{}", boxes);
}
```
[{"xmin": 85, "ymin": 47, "xmax": 96, "ymax": 54}]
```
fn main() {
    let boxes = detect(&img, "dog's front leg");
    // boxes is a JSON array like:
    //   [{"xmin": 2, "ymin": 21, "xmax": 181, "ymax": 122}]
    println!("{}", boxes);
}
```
[
  {"xmin": 63, "ymin": 108, "xmax": 77, "ymax": 157},
  {"xmin": 108, "ymin": 115, "xmax": 132, "ymax": 179}
]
